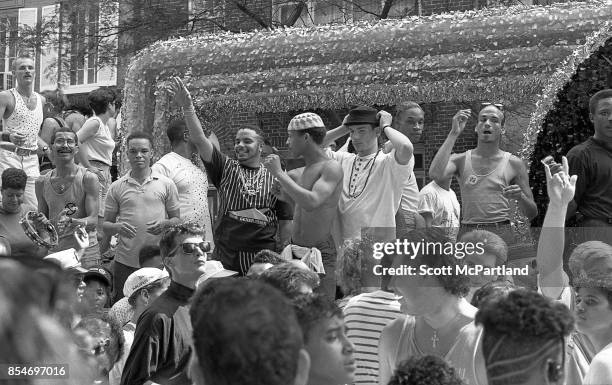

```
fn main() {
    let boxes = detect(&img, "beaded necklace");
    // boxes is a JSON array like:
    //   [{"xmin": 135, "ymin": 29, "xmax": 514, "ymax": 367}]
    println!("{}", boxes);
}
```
[
  {"xmin": 345, "ymin": 149, "xmax": 380, "ymax": 199},
  {"xmin": 238, "ymin": 164, "xmax": 265, "ymax": 204}
]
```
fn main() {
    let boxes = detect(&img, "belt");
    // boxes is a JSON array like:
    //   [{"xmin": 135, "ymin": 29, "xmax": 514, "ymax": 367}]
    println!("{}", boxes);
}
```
[
  {"xmin": 463, "ymin": 220, "xmax": 511, "ymax": 229},
  {"xmin": 14, "ymin": 147, "xmax": 38, "ymax": 156}
]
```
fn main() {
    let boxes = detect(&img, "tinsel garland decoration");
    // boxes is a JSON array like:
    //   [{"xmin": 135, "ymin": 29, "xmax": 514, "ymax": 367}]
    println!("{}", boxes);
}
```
[
  {"xmin": 118, "ymin": 1, "xmax": 612, "ymax": 179},
  {"xmin": 121, "ymin": 1, "xmax": 612, "ymax": 141},
  {"xmin": 518, "ymin": 21, "xmax": 612, "ymax": 165}
]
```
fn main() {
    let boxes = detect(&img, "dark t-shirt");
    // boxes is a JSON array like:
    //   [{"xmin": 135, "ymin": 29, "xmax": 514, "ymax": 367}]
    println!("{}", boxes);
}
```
[
  {"xmin": 203, "ymin": 147, "xmax": 292, "ymax": 254},
  {"xmin": 567, "ymin": 137, "xmax": 612, "ymax": 219},
  {"xmin": 119, "ymin": 282, "xmax": 194, "ymax": 385}
]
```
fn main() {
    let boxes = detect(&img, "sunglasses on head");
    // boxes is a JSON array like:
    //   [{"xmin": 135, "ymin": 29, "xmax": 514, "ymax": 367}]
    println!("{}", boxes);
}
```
[{"xmin": 481, "ymin": 102, "xmax": 504, "ymax": 112}]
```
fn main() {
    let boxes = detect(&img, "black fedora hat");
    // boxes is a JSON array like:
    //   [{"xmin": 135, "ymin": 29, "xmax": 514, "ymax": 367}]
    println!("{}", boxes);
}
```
[{"xmin": 345, "ymin": 106, "xmax": 378, "ymax": 126}]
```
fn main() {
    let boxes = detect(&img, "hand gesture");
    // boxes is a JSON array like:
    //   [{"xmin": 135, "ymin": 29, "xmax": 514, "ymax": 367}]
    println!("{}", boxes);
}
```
[
  {"xmin": 545, "ymin": 156, "xmax": 577, "ymax": 207},
  {"xmin": 502, "ymin": 185, "xmax": 523, "ymax": 201},
  {"xmin": 451, "ymin": 109, "xmax": 471, "ymax": 136},
  {"xmin": 73, "ymin": 226, "xmax": 89, "ymax": 251},
  {"xmin": 377, "ymin": 110, "xmax": 393, "ymax": 128},
  {"xmin": 262, "ymin": 154, "xmax": 283, "ymax": 177},
  {"xmin": 341, "ymin": 114, "xmax": 350, "ymax": 127},
  {"xmin": 146, "ymin": 221, "xmax": 165, "ymax": 235},
  {"xmin": 167, "ymin": 77, "xmax": 193, "ymax": 108},
  {"xmin": 9, "ymin": 132, "xmax": 27, "ymax": 147},
  {"xmin": 117, "ymin": 222, "xmax": 137, "ymax": 239}
]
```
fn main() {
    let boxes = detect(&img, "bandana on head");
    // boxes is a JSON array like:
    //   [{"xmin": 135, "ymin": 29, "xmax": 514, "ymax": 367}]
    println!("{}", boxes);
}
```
[{"xmin": 288, "ymin": 112, "xmax": 325, "ymax": 131}]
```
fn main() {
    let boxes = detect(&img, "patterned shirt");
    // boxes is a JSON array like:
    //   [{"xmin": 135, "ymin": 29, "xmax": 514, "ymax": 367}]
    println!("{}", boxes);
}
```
[{"xmin": 2, "ymin": 88, "xmax": 43, "ymax": 150}]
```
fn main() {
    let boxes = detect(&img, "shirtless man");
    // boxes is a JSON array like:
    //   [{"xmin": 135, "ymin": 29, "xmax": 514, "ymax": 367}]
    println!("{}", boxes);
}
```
[
  {"xmin": 0, "ymin": 55, "xmax": 50, "ymax": 209},
  {"xmin": 429, "ymin": 104, "xmax": 537, "ymax": 253},
  {"xmin": 263, "ymin": 112, "xmax": 343, "ymax": 299}
]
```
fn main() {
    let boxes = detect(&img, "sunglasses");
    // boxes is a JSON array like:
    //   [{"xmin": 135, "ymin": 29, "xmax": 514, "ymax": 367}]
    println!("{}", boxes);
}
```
[
  {"xmin": 172, "ymin": 241, "xmax": 211, "ymax": 255},
  {"xmin": 481, "ymin": 102, "xmax": 504, "ymax": 112}
]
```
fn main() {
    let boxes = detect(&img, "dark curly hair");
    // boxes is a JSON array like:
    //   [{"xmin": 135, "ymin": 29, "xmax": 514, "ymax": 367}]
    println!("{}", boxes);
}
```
[
  {"xmin": 388, "ymin": 355, "xmax": 465, "ymax": 385},
  {"xmin": 259, "ymin": 262, "xmax": 320, "ymax": 299},
  {"xmin": 397, "ymin": 228, "xmax": 471, "ymax": 297},
  {"xmin": 1, "ymin": 168, "xmax": 27, "ymax": 190},
  {"xmin": 476, "ymin": 289, "xmax": 574, "ymax": 385},
  {"xmin": 292, "ymin": 293, "xmax": 343, "ymax": 344},
  {"xmin": 470, "ymin": 280, "xmax": 518, "ymax": 309},
  {"xmin": 192, "ymin": 279, "xmax": 304, "ymax": 385},
  {"xmin": 252, "ymin": 249, "xmax": 285, "ymax": 265}
]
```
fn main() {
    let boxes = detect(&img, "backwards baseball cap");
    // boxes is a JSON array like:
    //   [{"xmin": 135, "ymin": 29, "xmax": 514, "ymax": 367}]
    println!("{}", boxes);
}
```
[
  {"xmin": 288, "ymin": 112, "xmax": 325, "ymax": 131},
  {"xmin": 569, "ymin": 241, "xmax": 612, "ymax": 289},
  {"xmin": 123, "ymin": 267, "xmax": 170, "ymax": 298},
  {"xmin": 83, "ymin": 266, "xmax": 112, "ymax": 287},
  {"xmin": 196, "ymin": 260, "xmax": 238, "ymax": 287},
  {"xmin": 344, "ymin": 106, "xmax": 378, "ymax": 126},
  {"xmin": 44, "ymin": 249, "xmax": 88, "ymax": 273}
]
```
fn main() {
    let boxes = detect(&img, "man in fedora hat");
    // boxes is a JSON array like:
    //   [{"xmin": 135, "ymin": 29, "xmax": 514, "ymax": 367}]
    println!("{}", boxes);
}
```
[
  {"xmin": 263, "ymin": 112, "xmax": 343, "ymax": 299},
  {"xmin": 322, "ymin": 106, "xmax": 414, "ymax": 246}
]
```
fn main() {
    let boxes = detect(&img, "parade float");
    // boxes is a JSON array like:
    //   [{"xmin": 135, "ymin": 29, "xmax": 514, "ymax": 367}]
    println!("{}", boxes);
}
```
[{"xmin": 121, "ymin": 1, "xmax": 612, "ymax": 229}]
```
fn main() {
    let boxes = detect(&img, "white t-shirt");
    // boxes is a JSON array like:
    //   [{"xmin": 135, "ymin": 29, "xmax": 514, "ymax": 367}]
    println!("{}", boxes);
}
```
[
  {"xmin": 583, "ymin": 342, "xmax": 612, "ymax": 385},
  {"xmin": 152, "ymin": 152, "xmax": 214, "ymax": 249},
  {"xmin": 340, "ymin": 138, "xmax": 419, "ymax": 213},
  {"xmin": 327, "ymin": 148, "xmax": 412, "ymax": 243},
  {"xmin": 418, "ymin": 180, "xmax": 460, "ymax": 239}
]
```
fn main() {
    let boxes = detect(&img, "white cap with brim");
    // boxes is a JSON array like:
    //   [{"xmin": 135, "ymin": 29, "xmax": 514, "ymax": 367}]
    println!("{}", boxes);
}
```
[
  {"xmin": 123, "ymin": 267, "xmax": 170, "ymax": 298},
  {"xmin": 196, "ymin": 260, "xmax": 238, "ymax": 287},
  {"xmin": 44, "ymin": 248, "xmax": 87, "ymax": 273}
]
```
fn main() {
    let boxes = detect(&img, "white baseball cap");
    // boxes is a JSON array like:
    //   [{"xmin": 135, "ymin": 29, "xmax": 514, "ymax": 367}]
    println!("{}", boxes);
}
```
[
  {"xmin": 196, "ymin": 261, "xmax": 238, "ymax": 287},
  {"xmin": 123, "ymin": 267, "xmax": 170, "ymax": 298}
]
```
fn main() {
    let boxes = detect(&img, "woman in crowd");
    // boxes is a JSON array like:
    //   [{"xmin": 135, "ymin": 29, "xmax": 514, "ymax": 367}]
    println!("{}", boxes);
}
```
[
  {"xmin": 378, "ymin": 228, "xmax": 486, "ymax": 385},
  {"xmin": 75, "ymin": 88, "xmax": 117, "ymax": 246},
  {"xmin": 537, "ymin": 156, "xmax": 612, "ymax": 385}
]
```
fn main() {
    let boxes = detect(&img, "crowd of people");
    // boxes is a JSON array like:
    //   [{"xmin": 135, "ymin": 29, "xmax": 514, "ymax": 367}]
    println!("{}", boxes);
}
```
[{"xmin": 0, "ymin": 54, "xmax": 611, "ymax": 385}]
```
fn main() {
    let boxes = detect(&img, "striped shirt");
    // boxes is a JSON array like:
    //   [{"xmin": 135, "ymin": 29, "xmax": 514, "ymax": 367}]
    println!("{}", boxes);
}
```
[
  {"xmin": 203, "ymin": 148, "xmax": 292, "ymax": 271},
  {"xmin": 343, "ymin": 290, "xmax": 402, "ymax": 385}
]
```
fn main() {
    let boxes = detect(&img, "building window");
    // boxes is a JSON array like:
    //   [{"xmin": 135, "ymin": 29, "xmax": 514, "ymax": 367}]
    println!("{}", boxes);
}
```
[
  {"xmin": 0, "ymin": 16, "xmax": 18, "ymax": 73},
  {"xmin": 63, "ymin": 1, "xmax": 100, "ymax": 86}
]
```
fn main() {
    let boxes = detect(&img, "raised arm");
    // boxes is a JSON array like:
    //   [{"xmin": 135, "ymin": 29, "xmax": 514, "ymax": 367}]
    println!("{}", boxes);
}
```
[
  {"xmin": 168, "ymin": 77, "xmax": 214, "ymax": 162},
  {"xmin": 429, "ymin": 109, "xmax": 470, "ymax": 183},
  {"xmin": 379, "ymin": 111, "xmax": 413, "ymax": 165},
  {"xmin": 263, "ymin": 156, "xmax": 342, "ymax": 211},
  {"xmin": 322, "ymin": 115, "xmax": 350, "ymax": 147},
  {"xmin": 537, "ymin": 156, "xmax": 577, "ymax": 299}
]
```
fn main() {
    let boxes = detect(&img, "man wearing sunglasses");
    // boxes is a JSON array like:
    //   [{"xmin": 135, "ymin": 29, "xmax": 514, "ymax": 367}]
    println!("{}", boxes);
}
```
[
  {"xmin": 35, "ymin": 128, "xmax": 101, "ymax": 264},
  {"xmin": 429, "ymin": 103, "xmax": 537, "ymax": 251},
  {"xmin": 120, "ymin": 223, "xmax": 229, "ymax": 385}
]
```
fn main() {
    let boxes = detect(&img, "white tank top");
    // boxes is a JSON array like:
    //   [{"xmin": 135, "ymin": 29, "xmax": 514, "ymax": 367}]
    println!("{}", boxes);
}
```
[
  {"xmin": 78, "ymin": 116, "xmax": 115, "ymax": 165},
  {"xmin": 2, "ymin": 88, "xmax": 43, "ymax": 150}
]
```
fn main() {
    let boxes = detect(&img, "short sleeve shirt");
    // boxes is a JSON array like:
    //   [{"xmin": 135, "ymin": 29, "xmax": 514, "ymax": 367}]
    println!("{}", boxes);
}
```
[
  {"xmin": 203, "ymin": 147, "xmax": 287, "ymax": 253},
  {"xmin": 105, "ymin": 172, "xmax": 180, "ymax": 267},
  {"xmin": 327, "ymin": 148, "xmax": 411, "ymax": 242}
]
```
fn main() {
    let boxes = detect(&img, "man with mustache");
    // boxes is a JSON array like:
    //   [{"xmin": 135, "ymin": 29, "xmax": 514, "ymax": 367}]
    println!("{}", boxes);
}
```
[
  {"xmin": 35, "ymin": 128, "xmax": 101, "ymax": 262},
  {"xmin": 0, "ymin": 55, "xmax": 51, "ymax": 209}
]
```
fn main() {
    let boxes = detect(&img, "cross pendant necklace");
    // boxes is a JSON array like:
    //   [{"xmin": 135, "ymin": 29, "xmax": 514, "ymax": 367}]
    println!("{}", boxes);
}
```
[{"xmin": 431, "ymin": 331, "xmax": 440, "ymax": 349}]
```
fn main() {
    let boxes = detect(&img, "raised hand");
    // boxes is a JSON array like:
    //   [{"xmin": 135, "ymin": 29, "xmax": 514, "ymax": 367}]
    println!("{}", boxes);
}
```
[
  {"xmin": 262, "ymin": 154, "xmax": 283, "ymax": 177},
  {"xmin": 377, "ymin": 110, "xmax": 393, "ymax": 128},
  {"xmin": 73, "ymin": 226, "xmax": 89, "ymax": 251},
  {"xmin": 167, "ymin": 77, "xmax": 193, "ymax": 108},
  {"xmin": 146, "ymin": 221, "xmax": 165, "ymax": 235},
  {"xmin": 451, "ymin": 109, "xmax": 471, "ymax": 136},
  {"xmin": 544, "ymin": 156, "xmax": 577, "ymax": 207}
]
